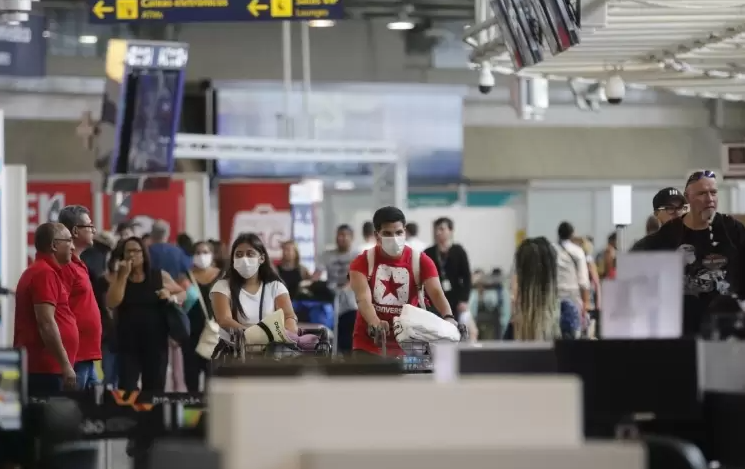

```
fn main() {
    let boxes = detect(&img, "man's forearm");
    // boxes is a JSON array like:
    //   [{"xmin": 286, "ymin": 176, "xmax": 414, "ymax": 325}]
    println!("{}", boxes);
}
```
[
  {"xmin": 37, "ymin": 321, "xmax": 71, "ymax": 370},
  {"xmin": 357, "ymin": 301, "xmax": 380, "ymax": 325}
]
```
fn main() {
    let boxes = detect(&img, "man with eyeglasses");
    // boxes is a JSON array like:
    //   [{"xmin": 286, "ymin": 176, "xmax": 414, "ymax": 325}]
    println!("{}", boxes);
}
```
[
  {"xmin": 633, "ymin": 171, "xmax": 745, "ymax": 336},
  {"xmin": 58, "ymin": 205, "xmax": 102, "ymax": 389}
]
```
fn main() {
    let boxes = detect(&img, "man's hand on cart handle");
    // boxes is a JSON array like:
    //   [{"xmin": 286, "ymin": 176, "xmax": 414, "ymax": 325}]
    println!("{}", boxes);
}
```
[{"xmin": 367, "ymin": 321, "xmax": 390, "ymax": 344}]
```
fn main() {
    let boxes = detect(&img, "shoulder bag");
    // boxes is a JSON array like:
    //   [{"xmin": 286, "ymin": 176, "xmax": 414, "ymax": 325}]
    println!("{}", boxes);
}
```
[
  {"xmin": 188, "ymin": 271, "xmax": 222, "ymax": 359},
  {"xmin": 155, "ymin": 270, "xmax": 191, "ymax": 346}
]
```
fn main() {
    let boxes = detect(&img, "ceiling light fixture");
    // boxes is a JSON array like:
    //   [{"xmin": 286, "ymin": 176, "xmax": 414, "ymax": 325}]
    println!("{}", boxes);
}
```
[
  {"xmin": 308, "ymin": 19, "xmax": 335, "ymax": 27},
  {"xmin": 78, "ymin": 35, "xmax": 98, "ymax": 44},
  {"xmin": 387, "ymin": 5, "xmax": 416, "ymax": 31}
]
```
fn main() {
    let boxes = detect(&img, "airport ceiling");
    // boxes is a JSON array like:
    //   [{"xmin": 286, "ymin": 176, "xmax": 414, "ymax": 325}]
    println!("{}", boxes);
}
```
[{"xmin": 490, "ymin": 0, "xmax": 745, "ymax": 102}]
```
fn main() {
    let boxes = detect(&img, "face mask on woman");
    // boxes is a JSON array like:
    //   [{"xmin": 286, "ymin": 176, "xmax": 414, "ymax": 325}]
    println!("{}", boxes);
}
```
[
  {"xmin": 193, "ymin": 253, "xmax": 213, "ymax": 269},
  {"xmin": 381, "ymin": 236, "xmax": 406, "ymax": 256},
  {"xmin": 234, "ymin": 257, "xmax": 260, "ymax": 279}
]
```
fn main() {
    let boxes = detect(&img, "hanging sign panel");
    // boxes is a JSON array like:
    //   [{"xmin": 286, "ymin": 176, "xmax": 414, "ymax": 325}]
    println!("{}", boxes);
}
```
[{"xmin": 88, "ymin": 0, "xmax": 343, "ymax": 24}]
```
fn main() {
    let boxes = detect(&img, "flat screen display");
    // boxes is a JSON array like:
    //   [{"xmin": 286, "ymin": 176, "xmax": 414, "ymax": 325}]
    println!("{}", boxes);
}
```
[
  {"xmin": 0, "ymin": 350, "xmax": 23, "ymax": 430},
  {"xmin": 123, "ymin": 68, "xmax": 181, "ymax": 173}
]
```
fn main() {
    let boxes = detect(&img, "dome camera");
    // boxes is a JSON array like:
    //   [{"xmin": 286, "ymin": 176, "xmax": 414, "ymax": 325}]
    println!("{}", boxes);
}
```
[
  {"xmin": 604, "ymin": 74, "xmax": 625, "ymax": 105},
  {"xmin": 478, "ymin": 63, "xmax": 495, "ymax": 95}
]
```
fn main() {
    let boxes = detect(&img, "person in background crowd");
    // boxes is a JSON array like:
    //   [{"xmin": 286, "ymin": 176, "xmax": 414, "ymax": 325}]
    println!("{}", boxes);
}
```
[
  {"xmin": 92, "ymin": 243, "xmax": 123, "ymax": 388},
  {"xmin": 176, "ymin": 233, "xmax": 194, "ymax": 258},
  {"xmin": 646, "ymin": 215, "xmax": 662, "ymax": 235},
  {"xmin": 350, "ymin": 206, "xmax": 455, "ymax": 356},
  {"xmin": 145, "ymin": 221, "xmax": 190, "ymax": 391},
  {"xmin": 653, "ymin": 187, "xmax": 688, "ymax": 225},
  {"xmin": 506, "ymin": 237, "xmax": 561, "ymax": 341},
  {"xmin": 14, "ymin": 223, "xmax": 78, "ymax": 393},
  {"xmin": 184, "ymin": 241, "xmax": 221, "ymax": 392},
  {"xmin": 598, "ymin": 232, "xmax": 618, "ymax": 279},
  {"xmin": 148, "ymin": 220, "xmax": 191, "ymax": 281},
  {"xmin": 314, "ymin": 225, "xmax": 358, "ymax": 352},
  {"xmin": 469, "ymin": 268, "xmax": 510, "ymax": 340},
  {"xmin": 210, "ymin": 233, "xmax": 298, "ymax": 354},
  {"xmin": 278, "ymin": 240, "xmax": 311, "ymax": 299},
  {"xmin": 208, "ymin": 239, "xmax": 228, "ymax": 271},
  {"xmin": 404, "ymin": 222, "xmax": 427, "ymax": 251},
  {"xmin": 106, "ymin": 237, "xmax": 186, "ymax": 391},
  {"xmin": 424, "ymin": 217, "xmax": 472, "ymax": 319},
  {"xmin": 554, "ymin": 222, "xmax": 591, "ymax": 326},
  {"xmin": 359, "ymin": 221, "xmax": 376, "ymax": 251},
  {"xmin": 58, "ymin": 205, "xmax": 102, "ymax": 389},
  {"xmin": 116, "ymin": 221, "xmax": 137, "ymax": 241},
  {"xmin": 80, "ymin": 231, "xmax": 117, "ymax": 284},
  {"xmin": 632, "ymin": 170, "xmax": 745, "ymax": 336},
  {"xmin": 573, "ymin": 236, "xmax": 601, "ymax": 338},
  {"xmin": 141, "ymin": 233, "xmax": 152, "ymax": 247}
]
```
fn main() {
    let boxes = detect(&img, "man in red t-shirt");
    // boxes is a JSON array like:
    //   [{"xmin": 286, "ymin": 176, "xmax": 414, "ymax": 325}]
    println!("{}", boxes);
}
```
[
  {"xmin": 349, "ymin": 206, "xmax": 457, "ymax": 355},
  {"xmin": 14, "ymin": 222, "xmax": 79, "ymax": 394},
  {"xmin": 58, "ymin": 205, "xmax": 102, "ymax": 389}
]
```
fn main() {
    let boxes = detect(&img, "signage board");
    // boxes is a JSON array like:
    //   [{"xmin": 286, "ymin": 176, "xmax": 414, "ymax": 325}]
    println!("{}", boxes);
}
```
[
  {"xmin": 0, "ymin": 15, "xmax": 46, "ymax": 77},
  {"xmin": 88, "ymin": 0, "xmax": 343, "ymax": 23},
  {"xmin": 95, "ymin": 39, "xmax": 188, "ymax": 177}
]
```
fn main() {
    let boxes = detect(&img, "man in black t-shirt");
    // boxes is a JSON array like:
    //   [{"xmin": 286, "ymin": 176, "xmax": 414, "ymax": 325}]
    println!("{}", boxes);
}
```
[{"xmin": 633, "ymin": 171, "xmax": 745, "ymax": 336}]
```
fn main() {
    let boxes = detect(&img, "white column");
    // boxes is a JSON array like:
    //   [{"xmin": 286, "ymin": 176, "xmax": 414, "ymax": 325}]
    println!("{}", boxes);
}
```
[{"xmin": 1, "ymin": 164, "xmax": 28, "ymax": 346}]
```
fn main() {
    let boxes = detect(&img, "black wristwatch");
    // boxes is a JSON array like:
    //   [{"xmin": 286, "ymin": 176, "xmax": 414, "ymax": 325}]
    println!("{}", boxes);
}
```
[{"xmin": 442, "ymin": 314, "xmax": 456, "ymax": 321}]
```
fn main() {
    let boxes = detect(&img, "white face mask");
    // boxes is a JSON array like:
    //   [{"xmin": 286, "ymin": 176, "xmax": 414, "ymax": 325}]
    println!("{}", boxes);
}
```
[
  {"xmin": 193, "ymin": 253, "xmax": 213, "ymax": 269},
  {"xmin": 381, "ymin": 236, "xmax": 406, "ymax": 256},
  {"xmin": 233, "ymin": 257, "xmax": 260, "ymax": 279}
]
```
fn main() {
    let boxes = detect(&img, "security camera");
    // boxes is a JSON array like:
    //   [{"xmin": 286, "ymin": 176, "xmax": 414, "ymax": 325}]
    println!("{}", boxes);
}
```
[
  {"xmin": 478, "ymin": 63, "xmax": 495, "ymax": 95},
  {"xmin": 604, "ymin": 74, "xmax": 626, "ymax": 105}
]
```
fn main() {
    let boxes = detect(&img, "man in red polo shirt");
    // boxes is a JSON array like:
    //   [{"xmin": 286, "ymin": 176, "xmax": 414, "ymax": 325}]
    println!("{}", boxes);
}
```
[
  {"xmin": 58, "ymin": 205, "xmax": 102, "ymax": 389},
  {"xmin": 14, "ymin": 222, "xmax": 78, "ymax": 394},
  {"xmin": 349, "ymin": 206, "xmax": 457, "ymax": 355}
]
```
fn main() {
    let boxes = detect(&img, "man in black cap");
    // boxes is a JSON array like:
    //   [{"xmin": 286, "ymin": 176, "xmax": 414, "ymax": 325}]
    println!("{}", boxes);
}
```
[{"xmin": 651, "ymin": 187, "xmax": 688, "ymax": 226}]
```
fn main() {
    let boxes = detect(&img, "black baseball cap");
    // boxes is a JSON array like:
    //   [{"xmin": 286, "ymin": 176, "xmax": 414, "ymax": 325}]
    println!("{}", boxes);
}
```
[{"xmin": 653, "ymin": 187, "xmax": 686, "ymax": 210}]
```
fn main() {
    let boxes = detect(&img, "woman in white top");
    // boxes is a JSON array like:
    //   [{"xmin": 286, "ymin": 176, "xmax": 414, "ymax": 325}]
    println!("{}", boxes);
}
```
[{"xmin": 210, "ymin": 233, "xmax": 298, "ymax": 345}]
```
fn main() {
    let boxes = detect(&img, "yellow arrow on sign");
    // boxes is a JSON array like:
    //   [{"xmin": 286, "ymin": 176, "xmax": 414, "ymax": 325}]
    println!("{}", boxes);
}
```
[
  {"xmin": 92, "ymin": 0, "xmax": 115, "ymax": 19},
  {"xmin": 247, "ymin": 0, "xmax": 268, "ymax": 17}
]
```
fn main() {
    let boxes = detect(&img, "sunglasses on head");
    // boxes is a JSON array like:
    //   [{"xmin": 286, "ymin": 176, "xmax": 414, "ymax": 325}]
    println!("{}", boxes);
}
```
[{"xmin": 686, "ymin": 170, "xmax": 716, "ymax": 187}]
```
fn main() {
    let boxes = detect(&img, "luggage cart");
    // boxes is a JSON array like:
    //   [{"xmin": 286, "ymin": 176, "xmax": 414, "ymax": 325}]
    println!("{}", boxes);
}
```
[
  {"xmin": 371, "ymin": 323, "xmax": 468, "ymax": 373},
  {"xmin": 234, "ymin": 327, "xmax": 333, "ymax": 361}
]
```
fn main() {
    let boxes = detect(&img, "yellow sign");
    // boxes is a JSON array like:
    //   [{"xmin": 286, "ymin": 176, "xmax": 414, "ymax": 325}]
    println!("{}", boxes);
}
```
[
  {"xmin": 92, "ymin": 0, "xmax": 115, "ymax": 19},
  {"xmin": 116, "ymin": 0, "xmax": 139, "ymax": 19},
  {"xmin": 247, "ymin": 0, "xmax": 268, "ymax": 16},
  {"xmin": 270, "ymin": 0, "xmax": 293, "ymax": 17}
]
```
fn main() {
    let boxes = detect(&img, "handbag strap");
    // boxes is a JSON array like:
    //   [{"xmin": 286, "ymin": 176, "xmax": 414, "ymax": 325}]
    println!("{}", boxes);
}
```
[
  {"xmin": 187, "ymin": 270, "xmax": 212, "ymax": 321},
  {"xmin": 258, "ymin": 282, "xmax": 266, "ymax": 320}
]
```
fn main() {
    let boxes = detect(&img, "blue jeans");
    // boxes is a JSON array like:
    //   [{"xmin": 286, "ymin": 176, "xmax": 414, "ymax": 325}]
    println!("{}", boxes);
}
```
[
  {"xmin": 74, "ymin": 360, "xmax": 99, "ymax": 390},
  {"xmin": 102, "ymin": 343, "xmax": 118, "ymax": 388}
]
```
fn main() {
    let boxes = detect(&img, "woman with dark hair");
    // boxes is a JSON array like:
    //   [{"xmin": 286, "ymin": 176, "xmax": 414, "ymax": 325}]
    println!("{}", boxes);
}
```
[
  {"xmin": 176, "ymin": 232, "xmax": 194, "ymax": 257},
  {"xmin": 105, "ymin": 236, "xmax": 186, "ymax": 391},
  {"xmin": 507, "ymin": 237, "xmax": 561, "ymax": 341},
  {"xmin": 210, "ymin": 233, "xmax": 298, "ymax": 351}
]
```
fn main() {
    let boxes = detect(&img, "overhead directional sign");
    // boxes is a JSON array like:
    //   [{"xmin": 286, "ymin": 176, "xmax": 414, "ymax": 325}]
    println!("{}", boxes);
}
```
[{"xmin": 88, "ymin": 0, "xmax": 344, "ymax": 23}]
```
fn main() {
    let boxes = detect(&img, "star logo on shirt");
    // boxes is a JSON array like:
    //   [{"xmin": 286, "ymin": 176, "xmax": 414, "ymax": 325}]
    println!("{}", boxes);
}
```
[{"xmin": 380, "ymin": 276, "xmax": 404, "ymax": 299}]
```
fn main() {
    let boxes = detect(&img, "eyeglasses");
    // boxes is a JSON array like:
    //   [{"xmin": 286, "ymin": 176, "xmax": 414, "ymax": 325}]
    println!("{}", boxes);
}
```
[
  {"xmin": 76, "ymin": 224, "xmax": 97, "ymax": 231},
  {"xmin": 686, "ymin": 170, "xmax": 716, "ymax": 187},
  {"xmin": 656, "ymin": 205, "xmax": 689, "ymax": 214},
  {"xmin": 54, "ymin": 238, "xmax": 73, "ymax": 244}
]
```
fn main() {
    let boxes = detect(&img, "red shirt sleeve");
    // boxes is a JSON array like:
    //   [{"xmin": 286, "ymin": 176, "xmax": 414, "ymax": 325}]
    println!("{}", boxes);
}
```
[
  {"xmin": 30, "ymin": 269, "xmax": 61, "ymax": 306},
  {"xmin": 419, "ymin": 252, "xmax": 439, "ymax": 281},
  {"xmin": 349, "ymin": 252, "xmax": 369, "ymax": 276}
]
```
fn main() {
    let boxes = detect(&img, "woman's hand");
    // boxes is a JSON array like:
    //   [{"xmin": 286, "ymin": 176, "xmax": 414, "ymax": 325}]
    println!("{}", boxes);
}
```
[{"xmin": 156, "ymin": 288, "xmax": 172, "ymax": 301}]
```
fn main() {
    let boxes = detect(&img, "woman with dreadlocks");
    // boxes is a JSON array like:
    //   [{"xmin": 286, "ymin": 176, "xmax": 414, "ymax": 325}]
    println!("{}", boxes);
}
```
[{"xmin": 506, "ymin": 237, "xmax": 562, "ymax": 340}]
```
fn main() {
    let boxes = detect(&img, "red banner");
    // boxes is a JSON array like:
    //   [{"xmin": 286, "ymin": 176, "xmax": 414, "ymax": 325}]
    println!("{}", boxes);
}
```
[
  {"xmin": 27, "ymin": 180, "xmax": 94, "ymax": 261},
  {"xmin": 218, "ymin": 181, "xmax": 291, "ymax": 261},
  {"xmin": 102, "ymin": 180, "xmax": 185, "ymax": 241}
]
